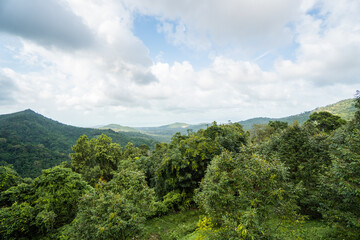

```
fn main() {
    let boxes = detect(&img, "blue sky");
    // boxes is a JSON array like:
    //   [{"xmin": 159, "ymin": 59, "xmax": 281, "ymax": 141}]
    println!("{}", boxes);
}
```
[{"xmin": 0, "ymin": 0, "xmax": 359, "ymax": 127}]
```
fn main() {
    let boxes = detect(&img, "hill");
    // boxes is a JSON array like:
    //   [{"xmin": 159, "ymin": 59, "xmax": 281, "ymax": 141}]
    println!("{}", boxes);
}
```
[
  {"xmin": 136, "ymin": 123, "xmax": 208, "ymax": 141},
  {"xmin": 99, "ymin": 124, "xmax": 140, "ymax": 133},
  {"xmin": 99, "ymin": 122, "xmax": 209, "ymax": 142},
  {"xmin": 313, "ymin": 98, "xmax": 356, "ymax": 121},
  {"xmin": 0, "ymin": 109, "xmax": 158, "ymax": 178},
  {"xmin": 98, "ymin": 98, "xmax": 356, "ymax": 139},
  {"xmin": 238, "ymin": 98, "xmax": 356, "ymax": 129},
  {"xmin": 238, "ymin": 112, "xmax": 312, "ymax": 130}
]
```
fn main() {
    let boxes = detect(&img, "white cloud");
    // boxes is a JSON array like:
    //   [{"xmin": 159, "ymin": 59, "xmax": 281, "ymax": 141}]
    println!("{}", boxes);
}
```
[
  {"xmin": 124, "ymin": 0, "xmax": 302, "ymax": 52},
  {"xmin": 0, "ymin": 0, "xmax": 360, "ymax": 127},
  {"xmin": 275, "ymin": 0, "xmax": 360, "ymax": 86}
]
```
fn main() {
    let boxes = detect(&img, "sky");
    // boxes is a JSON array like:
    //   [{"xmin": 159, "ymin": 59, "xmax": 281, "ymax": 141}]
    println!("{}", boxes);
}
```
[{"xmin": 0, "ymin": 0, "xmax": 359, "ymax": 127}]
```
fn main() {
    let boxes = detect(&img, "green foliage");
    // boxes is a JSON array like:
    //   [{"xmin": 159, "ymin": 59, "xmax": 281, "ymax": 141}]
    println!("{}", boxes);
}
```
[
  {"xmin": 154, "ymin": 123, "xmax": 247, "ymax": 206},
  {"xmin": 250, "ymin": 121, "xmax": 288, "ymax": 144},
  {"xmin": 105, "ymin": 167, "xmax": 156, "ymax": 218},
  {"xmin": 195, "ymin": 150, "xmax": 301, "ymax": 239},
  {"xmin": 314, "ymin": 98, "xmax": 356, "ymax": 121},
  {"xmin": 0, "ymin": 180, "xmax": 33, "ymax": 207},
  {"xmin": 1, "ymin": 163, "xmax": 92, "ymax": 239},
  {"xmin": 64, "ymin": 183, "xmax": 146, "ymax": 240},
  {"xmin": 269, "ymin": 120, "xmax": 289, "ymax": 131},
  {"xmin": 32, "ymin": 164, "xmax": 92, "ymax": 228},
  {"xmin": 138, "ymin": 210, "xmax": 200, "ymax": 240},
  {"xmin": 319, "ymin": 124, "xmax": 360, "ymax": 239},
  {"xmin": 354, "ymin": 90, "xmax": 360, "ymax": 126},
  {"xmin": 249, "ymin": 124, "xmax": 274, "ymax": 143},
  {"xmin": 71, "ymin": 134, "xmax": 122, "ymax": 184},
  {"xmin": 306, "ymin": 111, "xmax": 346, "ymax": 132},
  {"xmin": 0, "ymin": 165, "xmax": 21, "ymax": 192},
  {"xmin": 0, "ymin": 109, "xmax": 157, "ymax": 178},
  {"xmin": 259, "ymin": 123, "xmax": 331, "ymax": 218},
  {"xmin": 0, "ymin": 201, "xmax": 36, "ymax": 240}
]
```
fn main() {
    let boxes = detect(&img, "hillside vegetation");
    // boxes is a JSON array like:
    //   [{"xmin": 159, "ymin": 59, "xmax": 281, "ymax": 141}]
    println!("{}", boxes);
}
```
[
  {"xmin": 239, "ymin": 98, "xmax": 355, "ymax": 129},
  {"xmin": 0, "ymin": 96, "xmax": 359, "ymax": 240},
  {"xmin": 0, "ymin": 109, "xmax": 157, "ymax": 178}
]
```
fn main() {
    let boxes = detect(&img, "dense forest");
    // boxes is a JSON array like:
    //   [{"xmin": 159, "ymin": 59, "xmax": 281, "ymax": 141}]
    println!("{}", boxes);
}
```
[
  {"xmin": 0, "ymin": 109, "xmax": 158, "ymax": 178},
  {"xmin": 0, "ymin": 93, "xmax": 359, "ymax": 239}
]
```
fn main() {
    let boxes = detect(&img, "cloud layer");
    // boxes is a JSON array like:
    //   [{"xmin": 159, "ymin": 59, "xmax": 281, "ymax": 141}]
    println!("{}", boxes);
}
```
[{"xmin": 0, "ymin": 0, "xmax": 359, "ymax": 126}]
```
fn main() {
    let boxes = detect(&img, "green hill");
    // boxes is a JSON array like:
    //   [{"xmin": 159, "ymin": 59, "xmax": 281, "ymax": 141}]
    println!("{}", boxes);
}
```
[
  {"xmin": 99, "ymin": 124, "xmax": 140, "ymax": 133},
  {"xmin": 135, "ymin": 123, "xmax": 209, "ymax": 142},
  {"xmin": 100, "ymin": 98, "xmax": 356, "ymax": 140},
  {"xmin": 238, "ymin": 98, "xmax": 356, "ymax": 130},
  {"xmin": 0, "ymin": 109, "xmax": 158, "ymax": 178},
  {"xmin": 238, "ymin": 112, "xmax": 312, "ymax": 130},
  {"xmin": 313, "ymin": 98, "xmax": 356, "ymax": 121}
]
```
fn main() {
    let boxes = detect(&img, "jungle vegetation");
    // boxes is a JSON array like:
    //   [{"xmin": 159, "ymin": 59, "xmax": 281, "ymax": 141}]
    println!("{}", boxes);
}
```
[{"xmin": 0, "ymin": 93, "xmax": 359, "ymax": 239}]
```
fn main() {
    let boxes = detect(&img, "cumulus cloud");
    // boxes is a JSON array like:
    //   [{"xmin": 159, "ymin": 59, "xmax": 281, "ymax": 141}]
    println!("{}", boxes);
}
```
[
  {"xmin": 124, "ymin": 0, "xmax": 302, "ymax": 51},
  {"xmin": 0, "ymin": 0, "xmax": 359, "ymax": 127},
  {"xmin": 275, "ymin": 0, "xmax": 360, "ymax": 86},
  {"xmin": 0, "ymin": 0, "xmax": 94, "ymax": 49}
]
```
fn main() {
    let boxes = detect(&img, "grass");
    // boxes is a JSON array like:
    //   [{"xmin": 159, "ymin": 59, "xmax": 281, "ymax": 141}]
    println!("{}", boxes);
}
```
[
  {"xmin": 273, "ymin": 219, "xmax": 337, "ymax": 240},
  {"xmin": 138, "ymin": 209, "xmax": 337, "ymax": 240},
  {"xmin": 138, "ymin": 210, "xmax": 200, "ymax": 240}
]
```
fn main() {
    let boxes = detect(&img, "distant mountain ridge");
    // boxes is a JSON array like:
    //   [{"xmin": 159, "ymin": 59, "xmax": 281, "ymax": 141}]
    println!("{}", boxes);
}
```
[
  {"xmin": 0, "ymin": 109, "xmax": 158, "ymax": 178},
  {"xmin": 99, "ymin": 98, "xmax": 356, "ymax": 135}
]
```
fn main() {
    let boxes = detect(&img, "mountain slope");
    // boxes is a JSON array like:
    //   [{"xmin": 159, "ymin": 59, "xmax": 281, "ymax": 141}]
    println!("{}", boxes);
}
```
[
  {"xmin": 313, "ymin": 98, "xmax": 356, "ymax": 121},
  {"xmin": 0, "ymin": 109, "xmax": 158, "ymax": 178},
  {"xmin": 238, "ymin": 98, "xmax": 356, "ymax": 129},
  {"xmin": 99, "ymin": 124, "xmax": 140, "ymax": 133},
  {"xmin": 135, "ymin": 123, "xmax": 208, "ymax": 142}
]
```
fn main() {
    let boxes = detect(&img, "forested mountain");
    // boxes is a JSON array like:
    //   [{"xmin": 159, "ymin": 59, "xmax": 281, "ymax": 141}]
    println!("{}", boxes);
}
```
[
  {"xmin": 313, "ymin": 98, "xmax": 356, "ymax": 120},
  {"xmin": 239, "ymin": 98, "xmax": 356, "ymax": 129},
  {"xmin": 0, "ymin": 109, "xmax": 158, "ymax": 178}
]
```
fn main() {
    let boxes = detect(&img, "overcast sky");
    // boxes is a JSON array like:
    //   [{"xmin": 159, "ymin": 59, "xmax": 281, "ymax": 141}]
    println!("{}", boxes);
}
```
[{"xmin": 0, "ymin": 0, "xmax": 359, "ymax": 127}]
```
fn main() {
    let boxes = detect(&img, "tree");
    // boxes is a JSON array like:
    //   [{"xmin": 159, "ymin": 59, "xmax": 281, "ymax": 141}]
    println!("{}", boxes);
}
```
[
  {"xmin": 195, "ymin": 151, "xmax": 301, "ymax": 239},
  {"xmin": 0, "ymin": 165, "xmax": 22, "ymax": 192},
  {"xmin": 306, "ymin": 111, "xmax": 346, "ymax": 132},
  {"xmin": 250, "ymin": 124, "xmax": 274, "ymax": 143},
  {"xmin": 269, "ymin": 121, "xmax": 288, "ymax": 131},
  {"xmin": 63, "ymin": 181, "xmax": 148, "ymax": 240},
  {"xmin": 258, "ymin": 123, "xmax": 331, "ymax": 218},
  {"xmin": 105, "ymin": 166, "xmax": 156, "ymax": 218},
  {"xmin": 32, "ymin": 163, "xmax": 92, "ymax": 229},
  {"xmin": 318, "ymin": 92, "xmax": 360, "ymax": 239},
  {"xmin": 154, "ymin": 123, "xmax": 247, "ymax": 206},
  {"xmin": 70, "ymin": 134, "xmax": 122, "ymax": 185},
  {"xmin": 0, "ymin": 202, "xmax": 36, "ymax": 240},
  {"xmin": 354, "ymin": 90, "xmax": 360, "ymax": 127}
]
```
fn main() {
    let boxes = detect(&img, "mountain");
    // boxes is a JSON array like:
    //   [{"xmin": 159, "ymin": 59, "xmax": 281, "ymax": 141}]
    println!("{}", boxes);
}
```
[
  {"xmin": 99, "ymin": 124, "xmax": 140, "ymax": 133},
  {"xmin": 98, "ymin": 98, "xmax": 356, "ymax": 140},
  {"xmin": 0, "ymin": 109, "xmax": 158, "ymax": 178},
  {"xmin": 134, "ymin": 123, "xmax": 208, "ymax": 142},
  {"xmin": 313, "ymin": 98, "xmax": 356, "ymax": 121},
  {"xmin": 98, "ymin": 122, "xmax": 209, "ymax": 142},
  {"xmin": 238, "ymin": 112, "xmax": 312, "ymax": 130},
  {"xmin": 238, "ymin": 98, "xmax": 356, "ymax": 129}
]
